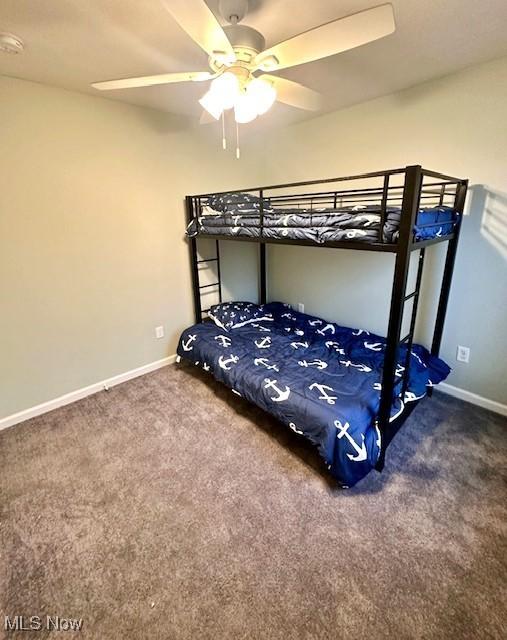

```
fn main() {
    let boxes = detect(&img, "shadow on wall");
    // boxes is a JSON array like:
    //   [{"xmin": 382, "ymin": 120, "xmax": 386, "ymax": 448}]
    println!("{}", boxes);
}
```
[{"xmin": 468, "ymin": 184, "xmax": 507, "ymax": 261}]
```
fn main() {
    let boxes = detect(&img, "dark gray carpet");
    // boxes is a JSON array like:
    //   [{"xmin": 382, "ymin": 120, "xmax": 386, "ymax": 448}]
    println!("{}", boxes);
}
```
[{"xmin": 0, "ymin": 362, "xmax": 506, "ymax": 640}]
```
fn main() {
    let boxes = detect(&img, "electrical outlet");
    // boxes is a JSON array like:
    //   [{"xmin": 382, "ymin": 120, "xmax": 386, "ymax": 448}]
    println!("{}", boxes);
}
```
[
  {"xmin": 297, "ymin": 302, "xmax": 305, "ymax": 313},
  {"xmin": 155, "ymin": 326, "xmax": 164, "ymax": 339},
  {"xmin": 456, "ymin": 345, "xmax": 470, "ymax": 363}
]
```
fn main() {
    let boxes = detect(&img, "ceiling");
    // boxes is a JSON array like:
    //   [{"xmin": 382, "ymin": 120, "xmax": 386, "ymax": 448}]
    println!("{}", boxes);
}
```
[{"xmin": 2, "ymin": 0, "xmax": 507, "ymax": 133}]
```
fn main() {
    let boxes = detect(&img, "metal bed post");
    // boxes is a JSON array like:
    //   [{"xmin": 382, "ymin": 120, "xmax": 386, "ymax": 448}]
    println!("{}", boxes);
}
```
[
  {"xmin": 186, "ymin": 196, "xmax": 201, "ymax": 324},
  {"xmin": 431, "ymin": 179, "xmax": 469, "ymax": 357},
  {"xmin": 376, "ymin": 165, "xmax": 423, "ymax": 469},
  {"xmin": 259, "ymin": 189, "xmax": 267, "ymax": 304}
]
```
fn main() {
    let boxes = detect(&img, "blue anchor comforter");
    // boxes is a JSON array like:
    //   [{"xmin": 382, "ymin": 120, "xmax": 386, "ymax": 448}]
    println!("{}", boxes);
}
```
[{"xmin": 176, "ymin": 302, "xmax": 450, "ymax": 487}]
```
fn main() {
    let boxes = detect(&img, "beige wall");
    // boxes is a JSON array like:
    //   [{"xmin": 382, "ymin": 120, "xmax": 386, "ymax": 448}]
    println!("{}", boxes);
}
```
[
  {"xmin": 0, "ymin": 76, "xmax": 260, "ymax": 418},
  {"xmin": 2, "ymin": 56, "xmax": 506, "ymax": 419},
  {"xmin": 253, "ymin": 56, "xmax": 507, "ymax": 404}
]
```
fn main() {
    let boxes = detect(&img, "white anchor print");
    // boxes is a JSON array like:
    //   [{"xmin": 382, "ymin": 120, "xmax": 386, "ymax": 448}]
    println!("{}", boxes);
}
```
[
  {"xmin": 395, "ymin": 364, "xmax": 405, "ymax": 378},
  {"xmin": 281, "ymin": 214, "xmax": 296, "ymax": 226},
  {"xmin": 289, "ymin": 422, "xmax": 304, "ymax": 435},
  {"xmin": 308, "ymin": 319, "xmax": 323, "ymax": 326},
  {"xmin": 339, "ymin": 360, "xmax": 372, "ymax": 373},
  {"xmin": 182, "ymin": 334, "xmax": 197, "ymax": 351},
  {"xmin": 290, "ymin": 340, "xmax": 309, "ymax": 350},
  {"xmin": 254, "ymin": 357, "xmax": 280, "ymax": 372},
  {"xmin": 373, "ymin": 382, "xmax": 382, "ymax": 391},
  {"xmin": 364, "ymin": 341, "xmax": 383, "ymax": 352},
  {"xmin": 255, "ymin": 336, "xmax": 272, "ymax": 349},
  {"xmin": 334, "ymin": 420, "xmax": 367, "ymax": 462},
  {"xmin": 404, "ymin": 390, "xmax": 424, "ymax": 402},
  {"xmin": 252, "ymin": 323, "xmax": 271, "ymax": 332},
  {"xmin": 294, "ymin": 329, "xmax": 305, "ymax": 336},
  {"xmin": 214, "ymin": 335, "xmax": 232, "ymax": 348},
  {"xmin": 298, "ymin": 359, "xmax": 328, "ymax": 370},
  {"xmin": 218, "ymin": 354, "xmax": 239, "ymax": 370},
  {"xmin": 352, "ymin": 329, "xmax": 370, "ymax": 336},
  {"xmin": 203, "ymin": 363, "xmax": 211, "ymax": 372},
  {"xmin": 325, "ymin": 340, "xmax": 345, "ymax": 355},
  {"xmin": 263, "ymin": 378, "xmax": 291, "ymax": 402},
  {"xmin": 281, "ymin": 312, "xmax": 296, "ymax": 320},
  {"xmin": 316, "ymin": 323, "xmax": 335, "ymax": 336},
  {"xmin": 355, "ymin": 214, "xmax": 379, "ymax": 227},
  {"xmin": 309, "ymin": 383, "xmax": 337, "ymax": 405}
]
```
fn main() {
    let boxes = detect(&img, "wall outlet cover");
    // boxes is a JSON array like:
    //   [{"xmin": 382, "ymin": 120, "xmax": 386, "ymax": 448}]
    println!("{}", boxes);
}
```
[
  {"xmin": 456, "ymin": 345, "xmax": 470, "ymax": 363},
  {"xmin": 297, "ymin": 303, "xmax": 304, "ymax": 313},
  {"xmin": 155, "ymin": 326, "xmax": 164, "ymax": 339}
]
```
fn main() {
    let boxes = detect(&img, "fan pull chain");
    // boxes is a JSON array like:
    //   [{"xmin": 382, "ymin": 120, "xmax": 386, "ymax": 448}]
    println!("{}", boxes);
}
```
[
  {"xmin": 221, "ymin": 111, "xmax": 226, "ymax": 150},
  {"xmin": 236, "ymin": 121, "xmax": 240, "ymax": 159}
]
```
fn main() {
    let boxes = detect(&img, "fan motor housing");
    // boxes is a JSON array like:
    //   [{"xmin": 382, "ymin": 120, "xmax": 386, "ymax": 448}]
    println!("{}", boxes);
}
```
[{"xmin": 224, "ymin": 24, "xmax": 265, "ymax": 63}]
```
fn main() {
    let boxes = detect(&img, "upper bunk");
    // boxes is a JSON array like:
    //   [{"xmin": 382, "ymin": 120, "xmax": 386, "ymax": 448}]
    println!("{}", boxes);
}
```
[{"xmin": 186, "ymin": 166, "xmax": 468, "ymax": 253}]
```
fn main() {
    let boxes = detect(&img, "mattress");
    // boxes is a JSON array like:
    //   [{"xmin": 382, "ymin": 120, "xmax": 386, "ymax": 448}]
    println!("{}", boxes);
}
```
[
  {"xmin": 176, "ymin": 302, "xmax": 450, "ymax": 487},
  {"xmin": 186, "ymin": 193, "xmax": 457, "ymax": 244}
]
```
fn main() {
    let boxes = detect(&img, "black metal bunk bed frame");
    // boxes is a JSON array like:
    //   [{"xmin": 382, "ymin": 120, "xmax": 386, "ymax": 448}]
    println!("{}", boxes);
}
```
[{"xmin": 185, "ymin": 165, "xmax": 468, "ymax": 470}]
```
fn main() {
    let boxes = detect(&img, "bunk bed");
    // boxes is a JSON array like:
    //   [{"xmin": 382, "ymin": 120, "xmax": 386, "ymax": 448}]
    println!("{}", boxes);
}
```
[{"xmin": 178, "ymin": 165, "xmax": 468, "ymax": 487}]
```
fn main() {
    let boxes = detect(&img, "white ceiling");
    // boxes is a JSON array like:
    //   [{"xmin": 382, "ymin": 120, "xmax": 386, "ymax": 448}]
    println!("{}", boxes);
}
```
[{"xmin": 2, "ymin": 0, "xmax": 507, "ymax": 133}]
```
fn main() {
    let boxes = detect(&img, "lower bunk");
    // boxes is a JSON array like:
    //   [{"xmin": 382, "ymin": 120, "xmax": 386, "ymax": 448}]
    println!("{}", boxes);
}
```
[{"xmin": 176, "ymin": 301, "xmax": 450, "ymax": 487}]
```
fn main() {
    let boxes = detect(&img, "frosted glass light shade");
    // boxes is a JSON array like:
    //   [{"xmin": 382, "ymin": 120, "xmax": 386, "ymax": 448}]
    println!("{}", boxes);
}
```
[
  {"xmin": 199, "ymin": 72, "xmax": 240, "ymax": 119},
  {"xmin": 247, "ymin": 77, "xmax": 277, "ymax": 115},
  {"xmin": 234, "ymin": 93, "xmax": 258, "ymax": 124},
  {"xmin": 199, "ymin": 90, "xmax": 224, "ymax": 120},
  {"xmin": 211, "ymin": 72, "xmax": 240, "ymax": 110}
]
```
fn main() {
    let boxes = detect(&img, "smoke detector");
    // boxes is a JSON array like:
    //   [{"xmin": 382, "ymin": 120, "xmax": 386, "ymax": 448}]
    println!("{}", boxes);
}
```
[{"xmin": 0, "ymin": 32, "xmax": 24, "ymax": 54}]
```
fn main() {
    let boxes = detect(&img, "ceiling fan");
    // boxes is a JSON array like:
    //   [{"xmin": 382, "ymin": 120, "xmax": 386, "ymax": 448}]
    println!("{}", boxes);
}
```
[{"xmin": 92, "ymin": 0, "xmax": 395, "ymax": 128}]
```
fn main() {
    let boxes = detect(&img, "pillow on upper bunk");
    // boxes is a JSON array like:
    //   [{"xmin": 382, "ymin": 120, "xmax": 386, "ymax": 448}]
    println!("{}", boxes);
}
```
[
  {"xmin": 208, "ymin": 301, "xmax": 273, "ymax": 331},
  {"xmin": 206, "ymin": 192, "xmax": 272, "ymax": 214}
]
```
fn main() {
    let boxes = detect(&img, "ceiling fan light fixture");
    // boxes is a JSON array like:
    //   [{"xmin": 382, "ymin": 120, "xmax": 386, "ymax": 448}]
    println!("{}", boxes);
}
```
[
  {"xmin": 199, "ymin": 89, "xmax": 224, "ymax": 120},
  {"xmin": 199, "ymin": 71, "xmax": 240, "ymax": 119},
  {"xmin": 210, "ymin": 71, "xmax": 240, "ymax": 110},
  {"xmin": 234, "ymin": 92, "xmax": 258, "ymax": 124},
  {"xmin": 211, "ymin": 71, "xmax": 239, "ymax": 109},
  {"xmin": 247, "ymin": 77, "xmax": 277, "ymax": 115}
]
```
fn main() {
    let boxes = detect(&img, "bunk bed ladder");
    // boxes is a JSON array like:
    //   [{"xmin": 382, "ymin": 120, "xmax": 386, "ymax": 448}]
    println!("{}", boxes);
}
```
[
  {"xmin": 399, "ymin": 248, "xmax": 426, "ymax": 396},
  {"xmin": 376, "ymin": 165, "xmax": 423, "ymax": 470},
  {"xmin": 186, "ymin": 196, "xmax": 222, "ymax": 323}
]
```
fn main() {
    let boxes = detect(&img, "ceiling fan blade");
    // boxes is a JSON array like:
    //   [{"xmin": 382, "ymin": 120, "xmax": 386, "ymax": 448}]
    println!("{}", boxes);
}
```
[
  {"xmin": 163, "ymin": 0, "xmax": 235, "ymax": 62},
  {"xmin": 262, "ymin": 75, "xmax": 322, "ymax": 111},
  {"xmin": 91, "ymin": 71, "xmax": 213, "ymax": 91},
  {"xmin": 255, "ymin": 3, "xmax": 395, "ymax": 71}
]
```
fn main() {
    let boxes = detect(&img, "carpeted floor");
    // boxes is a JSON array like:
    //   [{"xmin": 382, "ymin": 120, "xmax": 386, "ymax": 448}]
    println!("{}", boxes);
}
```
[{"xmin": 0, "ymin": 362, "xmax": 506, "ymax": 640}]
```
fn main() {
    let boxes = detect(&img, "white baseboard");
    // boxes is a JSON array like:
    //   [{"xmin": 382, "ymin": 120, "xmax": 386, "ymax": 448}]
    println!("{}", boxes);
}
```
[
  {"xmin": 438, "ymin": 382, "xmax": 507, "ymax": 417},
  {"xmin": 2, "ymin": 360, "xmax": 505, "ymax": 432},
  {"xmin": 0, "ymin": 355, "xmax": 177, "ymax": 431}
]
